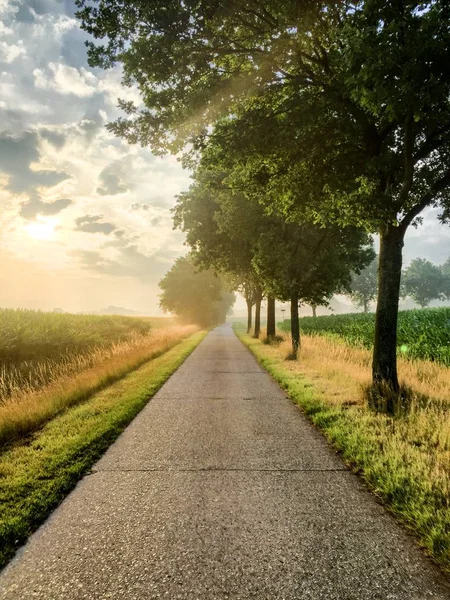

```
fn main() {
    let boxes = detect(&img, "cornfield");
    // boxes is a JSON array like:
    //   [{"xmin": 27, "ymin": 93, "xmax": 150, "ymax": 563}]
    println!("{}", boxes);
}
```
[
  {"xmin": 0, "ymin": 309, "xmax": 153, "ymax": 400},
  {"xmin": 278, "ymin": 307, "xmax": 450, "ymax": 365}
]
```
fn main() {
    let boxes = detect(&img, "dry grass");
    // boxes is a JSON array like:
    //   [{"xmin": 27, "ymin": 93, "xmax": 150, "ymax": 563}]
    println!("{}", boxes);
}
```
[
  {"xmin": 276, "ymin": 332, "xmax": 450, "ymax": 408},
  {"xmin": 0, "ymin": 325, "xmax": 197, "ymax": 447}
]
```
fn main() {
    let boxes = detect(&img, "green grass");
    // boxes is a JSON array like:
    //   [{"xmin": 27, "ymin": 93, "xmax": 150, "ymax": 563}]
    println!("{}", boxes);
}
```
[
  {"xmin": 237, "ymin": 331, "xmax": 450, "ymax": 571},
  {"xmin": 278, "ymin": 307, "xmax": 450, "ymax": 365},
  {"xmin": 0, "ymin": 330, "xmax": 206, "ymax": 569}
]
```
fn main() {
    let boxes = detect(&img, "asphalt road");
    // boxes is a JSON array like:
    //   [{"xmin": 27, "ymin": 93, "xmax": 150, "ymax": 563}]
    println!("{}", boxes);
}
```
[{"xmin": 1, "ymin": 324, "xmax": 449, "ymax": 599}]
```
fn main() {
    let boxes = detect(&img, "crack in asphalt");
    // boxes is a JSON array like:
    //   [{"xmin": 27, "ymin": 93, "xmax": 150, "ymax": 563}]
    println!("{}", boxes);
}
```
[{"xmin": 89, "ymin": 467, "xmax": 349, "ymax": 474}]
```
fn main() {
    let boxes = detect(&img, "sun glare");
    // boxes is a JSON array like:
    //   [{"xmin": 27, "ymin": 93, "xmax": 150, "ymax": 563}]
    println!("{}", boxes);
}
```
[{"xmin": 25, "ymin": 220, "xmax": 56, "ymax": 241}]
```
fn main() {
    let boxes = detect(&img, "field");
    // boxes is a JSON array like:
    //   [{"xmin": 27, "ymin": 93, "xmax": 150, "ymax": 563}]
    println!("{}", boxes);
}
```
[
  {"xmin": 0, "ymin": 309, "xmax": 157, "ymax": 399},
  {"xmin": 278, "ymin": 307, "xmax": 450, "ymax": 365},
  {"xmin": 0, "ymin": 309, "xmax": 197, "ymax": 446}
]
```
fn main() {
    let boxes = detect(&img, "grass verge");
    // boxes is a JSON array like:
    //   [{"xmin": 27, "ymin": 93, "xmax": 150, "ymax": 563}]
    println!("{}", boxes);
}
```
[
  {"xmin": 0, "ymin": 330, "xmax": 206, "ymax": 569},
  {"xmin": 236, "ymin": 330, "xmax": 450, "ymax": 571}
]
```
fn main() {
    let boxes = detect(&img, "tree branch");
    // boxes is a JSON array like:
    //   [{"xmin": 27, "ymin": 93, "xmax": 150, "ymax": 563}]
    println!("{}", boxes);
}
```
[
  {"xmin": 398, "ymin": 116, "xmax": 415, "ymax": 204},
  {"xmin": 399, "ymin": 168, "xmax": 450, "ymax": 233}
]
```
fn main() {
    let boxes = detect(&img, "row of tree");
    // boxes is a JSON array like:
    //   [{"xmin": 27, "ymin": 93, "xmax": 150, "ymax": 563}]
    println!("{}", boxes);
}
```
[
  {"xmin": 173, "ymin": 165, "xmax": 373, "ymax": 359},
  {"xmin": 77, "ymin": 1, "xmax": 450, "ymax": 413},
  {"xmin": 348, "ymin": 256, "xmax": 450, "ymax": 312}
]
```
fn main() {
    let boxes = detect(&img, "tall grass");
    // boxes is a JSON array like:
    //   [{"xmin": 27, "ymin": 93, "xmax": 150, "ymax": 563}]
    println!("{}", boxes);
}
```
[
  {"xmin": 0, "ymin": 309, "xmax": 159, "ymax": 400},
  {"xmin": 0, "ymin": 325, "xmax": 197, "ymax": 447},
  {"xmin": 0, "ymin": 309, "xmax": 153, "ymax": 361}
]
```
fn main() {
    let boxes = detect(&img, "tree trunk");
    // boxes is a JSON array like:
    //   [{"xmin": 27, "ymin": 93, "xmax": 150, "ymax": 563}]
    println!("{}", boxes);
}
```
[
  {"xmin": 253, "ymin": 290, "xmax": 263, "ymax": 338},
  {"xmin": 363, "ymin": 298, "xmax": 368, "ymax": 313},
  {"xmin": 372, "ymin": 225, "xmax": 404, "ymax": 409},
  {"xmin": 246, "ymin": 299, "xmax": 253, "ymax": 334},
  {"xmin": 312, "ymin": 304, "xmax": 317, "ymax": 318},
  {"xmin": 290, "ymin": 295, "xmax": 300, "ymax": 359},
  {"xmin": 266, "ymin": 296, "xmax": 276, "ymax": 337}
]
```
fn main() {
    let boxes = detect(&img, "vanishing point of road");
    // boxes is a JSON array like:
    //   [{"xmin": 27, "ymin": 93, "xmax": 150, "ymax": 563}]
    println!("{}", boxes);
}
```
[{"xmin": 1, "ymin": 324, "xmax": 449, "ymax": 599}]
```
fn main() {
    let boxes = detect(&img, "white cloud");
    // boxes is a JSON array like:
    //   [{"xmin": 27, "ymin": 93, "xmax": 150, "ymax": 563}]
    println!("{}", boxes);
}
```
[
  {"xmin": 0, "ymin": 0, "xmax": 18, "ymax": 18},
  {"xmin": 33, "ymin": 62, "xmax": 98, "ymax": 97},
  {"xmin": 0, "ymin": 40, "xmax": 25, "ymax": 63}
]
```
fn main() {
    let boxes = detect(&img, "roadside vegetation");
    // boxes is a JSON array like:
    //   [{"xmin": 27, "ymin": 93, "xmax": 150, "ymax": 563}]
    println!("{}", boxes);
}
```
[
  {"xmin": 0, "ymin": 323, "xmax": 198, "ymax": 447},
  {"xmin": 278, "ymin": 308, "xmax": 450, "ymax": 366},
  {"xmin": 237, "ymin": 328, "xmax": 450, "ymax": 570},
  {"xmin": 0, "ymin": 330, "xmax": 205, "ymax": 568}
]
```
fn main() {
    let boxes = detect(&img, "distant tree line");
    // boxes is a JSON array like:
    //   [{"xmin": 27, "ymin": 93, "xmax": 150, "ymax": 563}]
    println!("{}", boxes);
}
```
[
  {"xmin": 159, "ymin": 256, "xmax": 235, "ymax": 328},
  {"xmin": 77, "ymin": 1, "xmax": 450, "ymax": 414},
  {"xmin": 347, "ymin": 256, "xmax": 450, "ymax": 312}
]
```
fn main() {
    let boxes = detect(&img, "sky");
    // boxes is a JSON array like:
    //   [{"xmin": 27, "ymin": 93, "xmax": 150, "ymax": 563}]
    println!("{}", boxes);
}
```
[{"xmin": 0, "ymin": 0, "xmax": 449, "ymax": 315}]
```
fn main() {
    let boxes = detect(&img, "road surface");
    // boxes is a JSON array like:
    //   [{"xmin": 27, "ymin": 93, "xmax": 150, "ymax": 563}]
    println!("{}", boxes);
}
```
[{"xmin": 1, "ymin": 324, "xmax": 449, "ymax": 599}]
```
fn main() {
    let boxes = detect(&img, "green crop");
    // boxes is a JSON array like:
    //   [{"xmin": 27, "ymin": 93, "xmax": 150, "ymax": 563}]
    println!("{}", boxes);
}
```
[{"xmin": 278, "ymin": 308, "xmax": 450, "ymax": 365}]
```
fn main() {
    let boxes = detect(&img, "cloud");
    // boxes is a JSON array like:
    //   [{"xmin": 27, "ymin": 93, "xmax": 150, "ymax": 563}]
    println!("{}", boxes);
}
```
[
  {"xmin": 130, "ymin": 203, "xmax": 150, "ymax": 211},
  {"xmin": 0, "ymin": 40, "xmax": 25, "ymax": 63},
  {"xmin": 74, "ymin": 215, "xmax": 117, "ymax": 235},
  {"xmin": 33, "ymin": 62, "xmax": 97, "ymax": 97},
  {"xmin": 0, "ymin": 131, "xmax": 70, "ymax": 194},
  {"xmin": 97, "ymin": 158, "xmax": 132, "ymax": 196},
  {"xmin": 72, "ymin": 244, "xmax": 174, "ymax": 282},
  {"xmin": 39, "ymin": 128, "xmax": 67, "ymax": 148},
  {"xmin": 20, "ymin": 196, "xmax": 72, "ymax": 220}
]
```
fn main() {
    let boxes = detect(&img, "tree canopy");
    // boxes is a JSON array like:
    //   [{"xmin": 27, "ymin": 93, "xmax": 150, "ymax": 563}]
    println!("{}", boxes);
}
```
[
  {"xmin": 347, "ymin": 257, "xmax": 379, "ymax": 313},
  {"xmin": 174, "ymin": 159, "xmax": 373, "ymax": 355}
]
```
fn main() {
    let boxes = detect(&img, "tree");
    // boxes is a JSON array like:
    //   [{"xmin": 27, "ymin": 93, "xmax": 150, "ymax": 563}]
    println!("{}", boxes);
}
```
[
  {"xmin": 175, "ymin": 160, "xmax": 372, "ymax": 353},
  {"xmin": 173, "ymin": 169, "xmax": 266, "ymax": 337},
  {"xmin": 254, "ymin": 220, "xmax": 374, "ymax": 358},
  {"xmin": 347, "ymin": 257, "xmax": 379, "ymax": 313},
  {"xmin": 77, "ymin": 1, "xmax": 450, "ymax": 407},
  {"xmin": 266, "ymin": 296, "xmax": 276, "ymax": 337},
  {"xmin": 401, "ymin": 258, "xmax": 448, "ymax": 308},
  {"xmin": 159, "ymin": 255, "xmax": 235, "ymax": 327}
]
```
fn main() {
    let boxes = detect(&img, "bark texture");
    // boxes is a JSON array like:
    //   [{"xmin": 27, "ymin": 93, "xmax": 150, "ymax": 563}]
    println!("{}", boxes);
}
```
[
  {"xmin": 290, "ymin": 295, "xmax": 300, "ymax": 359},
  {"xmin": 266, "ymin": 296, "xmax": 276, "ymax": 337},
  {"xmin": 372, "ymin": 225, "xmax": 404, "ymax": 406},
  {"xmin": 246, "ymin": 299, "xmax": 253, "ymax": 334},
  {"xmin": 253, "ymin": 289, "xmax": 263, "ymax": 338}
]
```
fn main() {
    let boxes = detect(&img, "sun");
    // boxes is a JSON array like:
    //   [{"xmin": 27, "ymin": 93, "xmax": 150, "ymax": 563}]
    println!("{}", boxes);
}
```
[{"xmin": 25, "ymin": 220, "xmax": 56, "ymax": 241}]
